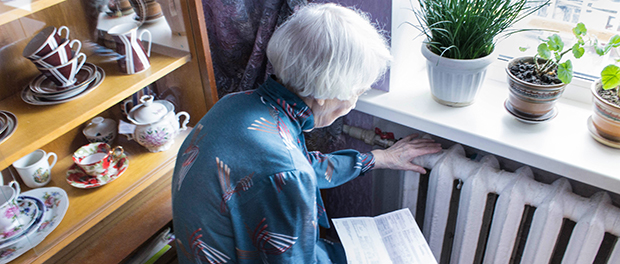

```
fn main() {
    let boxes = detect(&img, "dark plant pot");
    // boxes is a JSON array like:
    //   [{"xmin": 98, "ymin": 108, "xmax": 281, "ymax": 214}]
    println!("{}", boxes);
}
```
[
  {"xmin": 590, "ymin": 79, "xmax": 620, "ymax": 143},
  {"xmin": 505, "ymin": 57, "xmax": 567, "ymax": 118}
]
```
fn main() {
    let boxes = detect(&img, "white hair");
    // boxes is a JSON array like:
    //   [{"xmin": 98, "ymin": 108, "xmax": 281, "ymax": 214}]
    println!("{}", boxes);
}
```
[{"xmin": 266, "ymin": 3, "xmax": 392, "ymax": 100}]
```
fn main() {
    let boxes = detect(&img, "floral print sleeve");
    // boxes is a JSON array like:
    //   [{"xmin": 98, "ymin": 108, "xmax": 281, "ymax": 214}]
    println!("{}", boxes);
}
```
[{"xmin": 307, "ymin": 150, "xmax": 375, "ymax": 189}]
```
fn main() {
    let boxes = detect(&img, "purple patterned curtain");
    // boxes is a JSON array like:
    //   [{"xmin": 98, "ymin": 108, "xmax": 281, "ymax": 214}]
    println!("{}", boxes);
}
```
[{"xmin": 203, "ymin": 0, "xmax": 306, "ymax": 98}]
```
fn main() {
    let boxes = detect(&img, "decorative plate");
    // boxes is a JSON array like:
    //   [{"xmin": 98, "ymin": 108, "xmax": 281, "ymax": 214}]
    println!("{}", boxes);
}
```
[
  {"xmin": 0, "ymin": 113, "xmax": 6, "ymax": 135},
  {"xmin": 66, "ymin": 153, "xmax": 129, "ymax": 189},
  {"xmin": 0, "ymin": 197, "xmax": 40, "ymax": 245},
  {"xmin": 0, "ymin": 189, "xmax": 68, "ymax": 264},
  {"xmin": 587, "ymin": 116, "xmax": 620, "ymax": 149},
  {"xmin": 504, "ymin": 99, "xmax": 558, "ymax": 124},
  {"xmin": 0, "ymin": 111, "xmax": 17, "ymax": 145},
  {"xmin": 21, "ymin": 65, "xmax": 105, "ymax": 106}
]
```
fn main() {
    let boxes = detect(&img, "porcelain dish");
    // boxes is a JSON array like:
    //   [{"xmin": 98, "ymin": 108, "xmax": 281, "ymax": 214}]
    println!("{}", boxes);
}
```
[
  {"xmin": 66, "ymin": 153, "xmax": 129, "ymax": 189},
  {"xmin": 0, "ymin": 197, "xmax": 43, "ymax": 248},
  {"xmin": 0, "ymin": 197, "xmax": 40, "ymax": 244},
  {"xmin": 0, "ymin": 188, "xmax": 69, "ymax": 264},
  {"xmin": 21, "ymin": 64, "xmax": 105, "ymax": 105},
  {"xmin": 0, "ymin": 111, "xmax": 17, "ymax": 145}
]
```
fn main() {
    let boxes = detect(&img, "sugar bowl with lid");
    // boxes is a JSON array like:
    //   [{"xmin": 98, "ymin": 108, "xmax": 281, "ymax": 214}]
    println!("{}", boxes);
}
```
[{"xmin": 126, "ymin": 95, "xmax": 189, "ymax": 152}]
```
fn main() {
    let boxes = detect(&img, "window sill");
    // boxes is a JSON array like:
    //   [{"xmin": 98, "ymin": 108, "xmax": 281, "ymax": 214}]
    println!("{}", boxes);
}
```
[{"xmin": 355, "ymin": 0, "xmax": 620, "ymax": 194}]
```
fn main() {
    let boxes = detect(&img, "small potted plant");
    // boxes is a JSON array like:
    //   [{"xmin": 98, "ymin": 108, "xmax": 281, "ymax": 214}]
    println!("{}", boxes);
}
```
[
  {"xmin": 589, "ymin": 36, "xmax": 620, "ymax": 146},
  {"xmin": 505, "ymin": 23, "xmax": 588, "ymax": 120},
  {"xmin": 411, "ymin": 0, "xmax": 549, "ymax": 107}
]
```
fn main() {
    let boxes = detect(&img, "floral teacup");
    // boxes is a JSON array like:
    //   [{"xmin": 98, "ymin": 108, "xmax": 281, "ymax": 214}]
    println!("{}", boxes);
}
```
[
  {"xmin": 73, "ymin": 143, "xmax": 124, "ymax": 177},
  {"xmin": 0, "ymin": 182, "xmax": 22, "ymax": 232}
]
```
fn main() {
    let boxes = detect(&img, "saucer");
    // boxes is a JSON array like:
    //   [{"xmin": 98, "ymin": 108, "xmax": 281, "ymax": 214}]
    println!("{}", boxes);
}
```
[
  {"xmin": 587, "ymin": 116, "xmax": 620, "ymax": 149},
  {"xmin": 0, "ymin": 197, "xmax": 44, "ymax": 248},
  {"xmin": 66, "ymin": 153, "xmax": 129, "ymax": 189},
  {"xmin": 0, "ymin": 197, "xmax": 39, "ymax": 244},
  {"xmin": 29, "ymin": 63, "xmax": 97, "ymax": 95},
  {"xmin": 0, "ymin": 188, "xmax": 68, "ymax": 263},
  {"xmin": 504, "ymin": 99, "xmax": 558, "ymax": 124},
  {"xmin": 22, "ymin": 65, "xmax": 105, "ymax": 105},
  {"xmin": 0, "ymin": 111, "xmax": 17, "ymax": 145},
  {"xmin": 0, "ymin": 113, "xmax": 6, "ymax": 135}
]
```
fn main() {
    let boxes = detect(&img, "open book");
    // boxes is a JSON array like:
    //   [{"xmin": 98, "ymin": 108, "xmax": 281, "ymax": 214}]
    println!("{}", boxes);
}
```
[{"xmin": 332, "ymin": 208, "xmax": 437, "ymax": 264}]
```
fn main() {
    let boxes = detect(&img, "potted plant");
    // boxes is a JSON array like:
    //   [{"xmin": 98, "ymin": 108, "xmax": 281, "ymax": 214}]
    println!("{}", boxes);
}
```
[
  {"xmin": 505, "ymin": 23, "xmax": 588, "ymax": 120},
  {"xmin": 411, "ymin": 0, "xmax": 549, "ymax": 107},
  {"xmin": 589, "ymin": 36, "xmax": 620, "ymax": 147}
]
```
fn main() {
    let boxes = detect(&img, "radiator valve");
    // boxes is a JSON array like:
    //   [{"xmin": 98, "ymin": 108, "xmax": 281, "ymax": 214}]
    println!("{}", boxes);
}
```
[{"xmin": 342, "ymin": 125, "xmax": 396, "ymax": 148}]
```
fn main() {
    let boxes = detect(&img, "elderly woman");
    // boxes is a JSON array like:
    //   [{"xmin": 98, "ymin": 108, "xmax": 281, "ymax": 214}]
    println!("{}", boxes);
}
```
[{"xmin": 171, "ymin": 3, "xmax": 441, "ymax": 263}]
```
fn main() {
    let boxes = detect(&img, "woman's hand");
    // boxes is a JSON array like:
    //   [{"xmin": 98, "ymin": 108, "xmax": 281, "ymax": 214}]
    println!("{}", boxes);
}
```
[{"xmin": 371, "ymin": 134, "xmax": 442, "ymax": 174}]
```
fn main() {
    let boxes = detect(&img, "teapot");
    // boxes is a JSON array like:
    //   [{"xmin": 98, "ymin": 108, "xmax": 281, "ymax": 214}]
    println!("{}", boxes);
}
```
[{"xmin": 127, "ymin": 95, "xmax": 190, "ymax": 152}]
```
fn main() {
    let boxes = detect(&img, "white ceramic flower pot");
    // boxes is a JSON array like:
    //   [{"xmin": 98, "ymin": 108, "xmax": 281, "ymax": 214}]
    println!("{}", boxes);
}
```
[{"xmin": 421, "ymin": 44, "xmax": 497, "ymax": 107}]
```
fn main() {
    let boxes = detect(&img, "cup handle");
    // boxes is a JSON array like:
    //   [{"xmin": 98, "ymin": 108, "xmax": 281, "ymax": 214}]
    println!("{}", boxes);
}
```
[
  {"xmin": 109, "ymin": 146, "xmax": 125, "ymax": 161},
  {"xmin": 176, "ymin": 111, "xmax": 190, "ymax": 131},
  {"xmin": 8, "ymin": 181, "xmax": 20, "ymax": 202},
  {"xmin": 139, "ymin": 30, "xmax": 152, "ymax": 57},
  {"xmin": 69, "ymin": 39, "xmax": 82, "ymax": 54},
  {"xmin": 75, "ymin": 52, "xmax": 87, "ymax": 72},
  {"xmin": 47, "ymin": 152, "xmax": 58, "ymax": 169},
  {"xmin": 58, "ymin": 26, "xmax": 70, "ymax": 39}
]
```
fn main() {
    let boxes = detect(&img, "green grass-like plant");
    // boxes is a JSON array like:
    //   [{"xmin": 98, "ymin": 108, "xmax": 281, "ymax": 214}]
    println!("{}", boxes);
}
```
[{"xmin": 410, "ymin": 0, "xmax": 549, "ymax": 60}]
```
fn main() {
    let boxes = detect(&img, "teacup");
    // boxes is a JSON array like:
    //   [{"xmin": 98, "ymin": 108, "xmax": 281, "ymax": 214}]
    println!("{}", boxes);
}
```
[
  {"xmin": 12, "ymin": 149, "xmax": 57, "ymax": 188},
  {"xmin": 73, "ymin": 143, "xmax": 124, "ymax": 177},
  {"xmin": 32, "ymin": 39, "xmax": 82, "ymax": 68},
  {"xmin": 135, "ymin": 1, "xmax": 162, "ymax": 19},
  {"xmin": 0, "ymin": 182, "xmax": 21, "ymax": 231},
  {"xmin": 23, "ymin": 26, "xmax": 70, "ymax": 60},
  {"xmin": 37, "ymin": 52, "xmax": 87, "ymax": 88}
]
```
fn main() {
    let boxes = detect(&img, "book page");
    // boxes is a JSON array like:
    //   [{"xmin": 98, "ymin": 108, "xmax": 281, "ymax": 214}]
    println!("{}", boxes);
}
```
[
  {"xmin": 332, "ymin": 216, "xmax": 393, "ymax": 264},
  {"xmin": 374, "ymin": 209, "xmax": 437, "ymax": 264}
]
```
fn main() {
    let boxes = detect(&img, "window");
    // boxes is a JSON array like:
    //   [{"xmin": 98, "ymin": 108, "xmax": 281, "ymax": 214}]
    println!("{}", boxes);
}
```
[{"xmin": 495, "ymin": 0, "xmax": 620, "ymax": 82}]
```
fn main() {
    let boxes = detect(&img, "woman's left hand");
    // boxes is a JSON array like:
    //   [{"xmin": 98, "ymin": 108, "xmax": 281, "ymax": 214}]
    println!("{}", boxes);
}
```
[{"xmin": 370, "ymin": 134, "xmax": 442, "ymax": 174}]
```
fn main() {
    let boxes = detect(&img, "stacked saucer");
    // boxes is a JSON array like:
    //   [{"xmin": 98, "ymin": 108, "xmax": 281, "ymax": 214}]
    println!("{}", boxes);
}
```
[
  {"xmin": 0, "ymin": 188, "xmax": 69, "ymax": 263},
  {"xmin": 0, "ymin": 111, "xmax": 17, "ymax": 145},
  {"xmin": 21, "ymin": 63, "xmax": 105, "ymax": 105}
]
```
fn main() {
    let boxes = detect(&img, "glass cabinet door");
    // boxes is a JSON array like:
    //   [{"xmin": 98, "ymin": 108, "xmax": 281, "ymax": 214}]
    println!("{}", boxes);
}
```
[{"xmin": 0, "ymin": 0, "xmax": 213, "ymax": 261}]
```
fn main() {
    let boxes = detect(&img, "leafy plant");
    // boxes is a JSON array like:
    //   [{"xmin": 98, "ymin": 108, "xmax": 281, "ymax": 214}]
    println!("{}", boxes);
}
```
[
  {"xmin": 596, "ymin": 35, "xmax": 620, "ymax": 95},
  {"xmin": 528, "ymin": 23, "xmax": 588, "ymax": 84},
  {"xmin": 410, "ymin": 0, "xmax": 549, "ymax": 60}
]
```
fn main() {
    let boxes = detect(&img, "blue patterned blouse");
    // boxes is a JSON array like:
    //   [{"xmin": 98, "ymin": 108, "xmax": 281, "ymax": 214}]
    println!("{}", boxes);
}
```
[{"xmin": 171, "ymin": 76, "xmax": 375, "ymax": 263}]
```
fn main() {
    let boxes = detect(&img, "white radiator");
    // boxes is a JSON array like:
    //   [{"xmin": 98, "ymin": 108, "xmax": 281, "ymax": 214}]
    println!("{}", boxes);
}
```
[{"xmin": 406, "ymin": 144, "xmax": 620, "ymax": 264}]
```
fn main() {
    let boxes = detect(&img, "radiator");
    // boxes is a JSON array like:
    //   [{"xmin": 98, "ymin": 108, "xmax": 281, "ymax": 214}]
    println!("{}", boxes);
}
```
[{"xmin": 406, "ymin": 144, "xmax": 620, "ymax": 264}]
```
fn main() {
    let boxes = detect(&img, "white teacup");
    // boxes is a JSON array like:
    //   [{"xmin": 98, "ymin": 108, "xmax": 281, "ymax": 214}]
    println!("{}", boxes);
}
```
[
  {"xmin": 0, "ymin": 181, "xmax": 21, "ymax": 231},
  {"xmin": 12, "ymin": 149, "xmax": 57, "ymax": 188}
]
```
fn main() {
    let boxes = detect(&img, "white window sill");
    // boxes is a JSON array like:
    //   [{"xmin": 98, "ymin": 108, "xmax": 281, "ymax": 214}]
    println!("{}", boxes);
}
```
[{"xmin": 355, "ymin": 0, "xmax": 620, "ymax": 194}]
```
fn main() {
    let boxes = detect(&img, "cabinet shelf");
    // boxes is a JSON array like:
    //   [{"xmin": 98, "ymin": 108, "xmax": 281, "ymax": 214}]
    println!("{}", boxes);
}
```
[
  {"xmin": 0, "ymin": 51, "xmax": 190, "ymax": 169},
  {"xmin": 0, "ymin": 0, "xmax": 67, "ymax": 26},
  {"xmin": 10, "ymin": 129, "xmax": 189, "ymax": 263}
]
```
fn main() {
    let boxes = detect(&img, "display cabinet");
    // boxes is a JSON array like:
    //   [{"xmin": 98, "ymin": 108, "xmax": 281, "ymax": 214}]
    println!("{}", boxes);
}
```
[{"xmin": 0, "ymin": 0, "xmax": 217, "ymax": 261}]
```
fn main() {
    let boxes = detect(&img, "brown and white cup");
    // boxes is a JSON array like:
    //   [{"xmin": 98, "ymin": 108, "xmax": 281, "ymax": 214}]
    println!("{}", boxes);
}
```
[
  {"xmin": 22, "ymin": 26, "xmax": 70, "ymax": 60},
  {"xmin": 32, "ymin": 39, "xmax": 82, "ymax": 68},
  {"xmin": 37, "ymin": 52, "xmax": 87, "ymax": 88}
]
